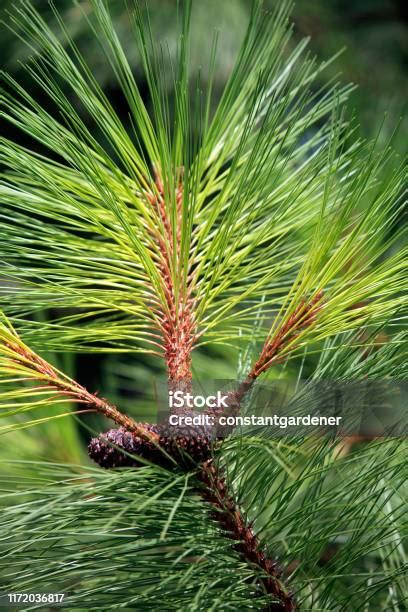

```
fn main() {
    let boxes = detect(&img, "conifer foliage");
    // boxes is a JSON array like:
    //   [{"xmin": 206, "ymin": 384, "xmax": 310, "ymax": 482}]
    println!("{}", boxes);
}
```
[{"xmin": 0, "ymin": 1, "xmax": 406, "ymax": 609}]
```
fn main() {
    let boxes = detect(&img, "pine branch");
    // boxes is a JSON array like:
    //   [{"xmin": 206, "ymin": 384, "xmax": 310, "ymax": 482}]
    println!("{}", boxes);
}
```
[
  {"xmin": 199, "ymin": 459, "xmax": 296, "ymax": 611},
  {"xmin": 145, "ymin": 166, "xmax": 196, "ymax": 389},
  {"xmin": 0, "ymin": 314, "xmax": 158, "ymax": 442}
]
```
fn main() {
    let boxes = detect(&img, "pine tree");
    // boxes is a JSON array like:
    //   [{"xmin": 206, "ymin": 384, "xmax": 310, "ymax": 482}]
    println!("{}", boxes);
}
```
[{"xmin": 0, "ymin": 1, "xmax": 406, "ymax": 610}]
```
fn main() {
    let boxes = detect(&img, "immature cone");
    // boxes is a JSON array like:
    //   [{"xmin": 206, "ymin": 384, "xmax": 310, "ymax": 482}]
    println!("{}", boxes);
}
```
[
  {"xmin": 159, "ymin": 431, "xmax": 213, "ymax": 466},
  {"xmin": 88, "ymin": 414, "xmax": 215, "ymax": 469},
  {"xmin": 88, "ymin": 425, "xmax": 161, "ymax": 468}
]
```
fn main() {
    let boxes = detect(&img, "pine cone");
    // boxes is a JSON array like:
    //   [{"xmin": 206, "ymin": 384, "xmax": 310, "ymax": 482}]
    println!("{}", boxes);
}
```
[
  {"xmin": 88, "ymin": 418, "xmax": 214, "ymax": 470},
  {"xmin": 159, "ymin": 433, "xmax": 213, "ymax": 466},
  {"xmin": 88, "ymin": 425, "xmax": 161, "ymax": 468}
]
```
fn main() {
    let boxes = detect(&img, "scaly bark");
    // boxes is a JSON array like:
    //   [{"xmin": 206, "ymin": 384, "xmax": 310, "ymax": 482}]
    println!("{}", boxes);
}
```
[{"xmin": 199, "ymin": 459, "xmax": 296, "ymax": 611}]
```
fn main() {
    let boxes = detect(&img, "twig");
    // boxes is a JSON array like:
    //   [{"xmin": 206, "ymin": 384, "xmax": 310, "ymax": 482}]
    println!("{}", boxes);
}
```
[
  {"xmin": 235, "ymin": 291, "xmax": 324, "ymax": 402},
  {"xmin": 6, "ymin": 339, "xmax": 159, "ymax": 444},
  {"xmin": 198, "ymin": 459, "xmax": 296, "ymax": 611},
  {"xmin": 146, "ymin": 166, "xmax": 196, "ymax": 391}
]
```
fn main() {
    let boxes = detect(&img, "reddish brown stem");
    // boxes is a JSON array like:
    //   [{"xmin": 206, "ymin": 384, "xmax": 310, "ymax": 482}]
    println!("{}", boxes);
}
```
[
  {"xmin": 74, "ymin": 386, "xmax": 159, "ymax": 443},
  {"xmin": 8, "ymin": 340, "xmax": 159, "ymax": 444},
  {"xmin": 251, "ymin": 291, "xmax": 323, "ymax": 378},
  {"xmin": 147, "ymin": 167, "xmax": 195, "ymax": 390},
  {"xmin": 233, "ymin": 291, "xmax": 324, "ymax": 402},
  {"xmin": 198, "ymin": 459, "xmax": 296, "ymax": 611}
]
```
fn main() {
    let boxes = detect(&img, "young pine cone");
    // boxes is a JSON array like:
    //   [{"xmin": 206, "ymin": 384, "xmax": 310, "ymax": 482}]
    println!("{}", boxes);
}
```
[
  {"xmin": 88, "ymin": 421, "xmax": 214, "ymax": 470},
  {"xmin": 88, "ymin": 425, "xmax": 161, "ymax": 468}
]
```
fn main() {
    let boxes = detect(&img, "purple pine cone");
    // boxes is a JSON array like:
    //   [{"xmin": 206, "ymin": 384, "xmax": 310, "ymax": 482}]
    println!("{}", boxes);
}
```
[
  {"xmin": 88, "ymin": 419, "xmax": 215, "ymax": 470},
  {"xmin": 88, "ymin": 425, "xmax": 160, "ymax": 469}
]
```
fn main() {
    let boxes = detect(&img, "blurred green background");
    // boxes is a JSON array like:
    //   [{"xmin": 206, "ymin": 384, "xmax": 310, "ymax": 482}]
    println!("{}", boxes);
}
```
[
  {"xmin": 3, "ymin": 0, "xmax": 407, "ymax": 139},
  {"xmin": 0, "ymin": 0, "xmax": 406, "ymax": 465}
]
